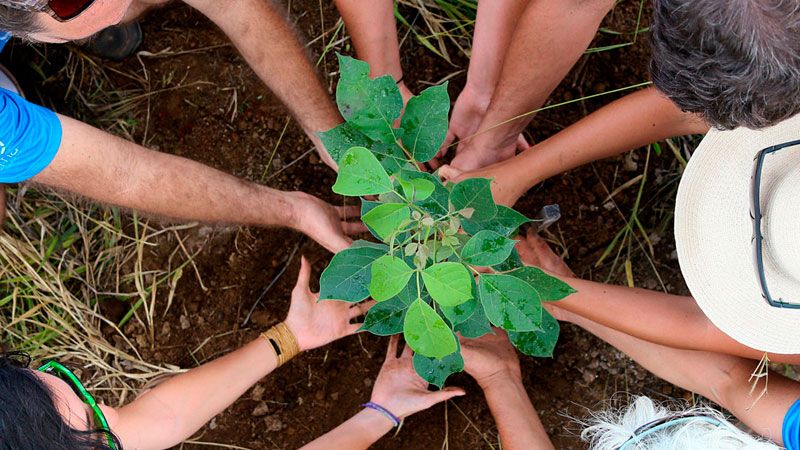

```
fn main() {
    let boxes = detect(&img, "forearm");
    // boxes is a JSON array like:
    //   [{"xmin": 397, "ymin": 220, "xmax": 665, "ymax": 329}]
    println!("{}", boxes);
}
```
[
  {"xmin": 33, "ymin": 115, "xmax": 298, "ymax": 229},
  {"xmin": 335, "ymin": 0, "xmax": 401, "ymax": 80},
  {"xmin": 558, "ymin": 277, "xmax": 800, "ymax": 363},
  {"xmin": 117, "ymin": 338, "xmax": 279, "ymax": 449},
  {"xmin": 301, "ymin": 409, "xmax": 393, "ymax": 450},
  {"xmin": 505, "ymin": 88, "xmax": 709, "ymax": 193},
  {"xmin": 470, "ymin": 0, "xmax": 615, "ymax": 149},
  {"xmin": 481, "ymin": 374, "xmax": 554, "ymax": 450},
  {"xmin": 465, "ymin": 0, "xmax": 530, "ymax": 94},
  {"xmin": 566, "ymin": 311, "xmax": 800, "ymax": 442},
  {"xmin": 186, "ymin": 0, "xmax": 341, "ymax": 148}
]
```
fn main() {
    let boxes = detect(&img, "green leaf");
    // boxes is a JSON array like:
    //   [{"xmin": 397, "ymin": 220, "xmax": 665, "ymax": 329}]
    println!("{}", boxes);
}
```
[
  {"xmin": 400, "ymin": 84, "xmax": 450, "ymax": 162},
  {"xmin": 478, "ymin": 274, "xmax": 543, "ymax": 332},
  {"xmin": 508, "ymin": 310, "xmax": 560, "ymax": 357},
  {"xmin": 371, "ymin": 142, "xmax": 408, "ymax": 175},
  {"xmin": 421, "ymin": 262, "xmax": 473, "ymax": 307},
  {"xmin": 461, "ymin": 230, "xmax": 517, "ymax": 266},
  {"xmin": 360, "ymin": 199, "xmax": 383, "ymax": 241},
  {"xmin": 453, "ymin": 301, "xmax": 493, "ymax": 338},
  {"xmin": 413, "ymin": 342, "xmax": 464, "ymax": 388},
  {"xmin": 360, "ymin": 294, "xmax": 413, "ymax": 336},
  {"xmin": 403, "ymin": 300, "xmax": 458, "ymax": 358},
  {"xmin": 492, "ymin": 248, "xmax": 524, "ymax": 272},
  {"xmin": 449, "ymin": 178, "xmax": 498, "ymax": 222},
  {"xmin": 402, "ymin": 170, "xmax": 449, "ymax": 217},
  {"xmin": 462, "ymin": 205, "xmax": 531, "ymax": 237},
  {"xmin": 336, "ymin": 54, "xmax": 403, "ymax": 143},
  {"xmin": 332, "ymin": 147, "xmax": 393, "ymax": 196},
  {"xmin": 317, "ymin": 122, "xmax": 372, "ymax": 164},
  {"xmin": 369, "ymin": 255, "xmax": 414, "ymax": 301},
  {"xmin": 440, "ymin": 295, "xmax": 477, "ymax": 326},
  {"xmin": 508, "ymin": 267, "xmax": 576, "ymax": 302},
  {"xmin": 362, "ymin": 203, "xmax": 411, "ymax": 241},
  {"xmin": 398, "ymin": 176, "xmax": 434, "ymax": 202},
  {"xmin": 319, "ymin": 241, "xmax": 388, "ymax": 301}
]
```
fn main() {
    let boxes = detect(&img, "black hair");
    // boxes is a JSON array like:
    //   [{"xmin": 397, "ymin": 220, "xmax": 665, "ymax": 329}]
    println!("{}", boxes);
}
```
[
  {"xmin": 650, "ymin": 0, "xmax": 800, "ymax": 130},
  {"xmin": 0, "ymin": 352, "xmax": 123, "ymax": 450},
  {"xmin": 0, "ymin": 4, "xmax": 43, "ymax": 40}
]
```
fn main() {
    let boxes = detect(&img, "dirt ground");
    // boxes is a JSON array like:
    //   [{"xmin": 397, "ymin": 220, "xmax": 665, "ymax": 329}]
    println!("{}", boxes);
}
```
[{"xmin": 3, "ymin": 1, "xmax": 699, "ymax": 448}]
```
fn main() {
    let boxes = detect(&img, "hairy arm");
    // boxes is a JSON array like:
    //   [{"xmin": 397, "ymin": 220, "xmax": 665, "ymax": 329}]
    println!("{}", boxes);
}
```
[
  {"xmin": 567, "ymin": 311, "xmax": 800, "ymax": 443},
  {"xmin": 183, "ymin": 0, "xmax": 342, "ymax": 168},
  {"xmin": 32, "ymin": 115, "xmax": 359, "ymax": 253}
]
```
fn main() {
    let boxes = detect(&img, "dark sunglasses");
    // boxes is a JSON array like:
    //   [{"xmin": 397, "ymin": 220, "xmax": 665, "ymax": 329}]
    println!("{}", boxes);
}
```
[
  {"xmin": 750, "ymin": 139, "xmax": 800, "ymax": 309},
  {"xmin": 37, "ymin": 360, "xmax": 118, "ymax": 449},
  {"xmin": 0, "ymin": 0, "xmax": 96, "ymax": 22}
]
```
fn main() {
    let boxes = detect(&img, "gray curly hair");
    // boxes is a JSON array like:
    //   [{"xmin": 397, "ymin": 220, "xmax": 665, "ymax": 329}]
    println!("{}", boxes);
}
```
[
  {"xmin": 0, "ymin": 1, "xmax": 44, "ymax": 40},
  {"xmin": 650, "ymin": 0, "xmax": 800, "ymax": 130}
]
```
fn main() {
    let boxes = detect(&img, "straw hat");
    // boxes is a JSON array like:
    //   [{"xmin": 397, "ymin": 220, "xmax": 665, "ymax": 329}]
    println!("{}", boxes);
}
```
[{"xmin": 675, "ymin": 114, "xmax": 800, "ymax": 354}]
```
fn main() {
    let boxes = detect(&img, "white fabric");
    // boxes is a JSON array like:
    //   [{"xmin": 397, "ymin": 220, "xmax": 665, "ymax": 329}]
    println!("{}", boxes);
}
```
[{"xmin": 675, "ymin": 114, "xmax": 800, "ymax": 354}]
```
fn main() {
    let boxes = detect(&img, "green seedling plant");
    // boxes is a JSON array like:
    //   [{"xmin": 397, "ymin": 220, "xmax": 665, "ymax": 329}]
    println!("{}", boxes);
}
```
[{"xmin": 317, "ymin": 55, "xmax": 576, "ymax": 387}]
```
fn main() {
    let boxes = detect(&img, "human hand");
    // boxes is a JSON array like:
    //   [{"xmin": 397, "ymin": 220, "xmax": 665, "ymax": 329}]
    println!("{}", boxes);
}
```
[
  {"xmin": 438, "ymin": 159, "xmax": 527, "ymax": 207},
  {"xmin": 288, "ymin": 192, "xmax": 368, "ymax": 253},
  {"xmin": 369, "ymin": 336, "xmax": 466, "ymax": 419},
  {"xmin": 514, "ymin": 231, "xmax": 576, "ymax": 322},
  {"xmin": 284, "ymin": 256, "xmax": 374, "ymax": 352},
  {"xmin": 459, "ymin": 329, "xmax": 522, "ymax": 389},
  {"xmin": 431, "ymin": 85, "xmax": 530, "ymax": 171}
]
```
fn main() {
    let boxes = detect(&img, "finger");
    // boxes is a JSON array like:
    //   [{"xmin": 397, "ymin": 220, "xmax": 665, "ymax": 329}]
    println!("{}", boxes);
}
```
[
  {"xmin": 386, "ymin": 335, "xmax": 399, "ymax": 361},
  {"xmin": 401, "ymin": 340, "xmax": 413, "ymax": 359},
  {"xmin": 516, "ymin": 134, "xmax": 532, "ymax": 152},
  {"xmin": 326, "ymin": 236, "xmax": 353, "ymax": 254},
  {"xmin": 347, "ymin": 322, "xmax": 364, "ymax": 335},
  {"xmin": 342, "ymin": 221, "xmax": 368, "ymax": 235},
  {"xmin": 437, "ymin": 164, "xmax": 463, "ymax": 182},
  {"xmin": 295, "ymin": 256, "xmax": 312, "ymax": 291},
  {"xmin": 426, "ymin": 387, "xmax": 466, "ymax": 406},
  {"xmin": 348, "ymin": 300, "xmax": 375, "ymax": 319},
  {"xmin": 336, "ymin": 205, "xmax": 361, "ymax": 220}
]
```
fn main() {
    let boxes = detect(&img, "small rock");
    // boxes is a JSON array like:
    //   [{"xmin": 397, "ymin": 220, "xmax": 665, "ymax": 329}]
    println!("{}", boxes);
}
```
[
  {"xmin": 252, "ymin": 384, "xmax": 266, "ymax": 401},
  {"xmin": 252, "ymin": 402, "xmax": 269, "ymax": 417},
  {"xmin": 309, "ymin": 153, "xmax": 320, "ymax": 165},
  {"xmin": 330, "ymin": 392, "xmax": 339, "ymax": 401},
  {"xmin": 363, "ymin": 378, "xmax": 373, "ymax": 388},
  {"xmin": 180, "ymin": 315, "xmax": 190, "ymax": 330},
  {"xmin": 582, "ymin": 370, "xmax": 596, "ymax": 384},
  {"xmin": 264, "ymin": 415, "xmax": 284, "ymax": 432},
  {"xmin": 209, "ymin": 417, "xmax": 218, "ymax": 430},
  {"xmin": 161, "ymin": 322, "xmax": 171, "ymax": 336}
]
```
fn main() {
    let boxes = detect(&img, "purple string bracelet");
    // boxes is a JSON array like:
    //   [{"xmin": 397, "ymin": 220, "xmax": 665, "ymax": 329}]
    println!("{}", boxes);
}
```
[{"xmin": 362, "ymin": 402, "xmax": 401, "ymax": 427}]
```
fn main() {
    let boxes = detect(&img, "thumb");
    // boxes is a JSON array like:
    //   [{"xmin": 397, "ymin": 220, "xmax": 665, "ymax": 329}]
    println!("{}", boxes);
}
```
[
  {"xmin": 438, "ymin": 164, "xmax": 464, "ymax": 182},
  {"xmin": 426, "ymin": 386, "xmax": 466, "ymax": 406},
  {"xmin": 294, "ymin": 256, "xmax": 312, "ymax": 292}
]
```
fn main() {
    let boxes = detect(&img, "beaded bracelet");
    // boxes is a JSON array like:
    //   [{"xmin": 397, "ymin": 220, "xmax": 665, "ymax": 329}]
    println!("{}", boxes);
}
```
[
  {"xmin": 260, "ymin": 322, "xmax": 300, "ymax": 367},
  {"xmin": 362, "ymin": 401, "xmax": 401, "ymax": 427}
]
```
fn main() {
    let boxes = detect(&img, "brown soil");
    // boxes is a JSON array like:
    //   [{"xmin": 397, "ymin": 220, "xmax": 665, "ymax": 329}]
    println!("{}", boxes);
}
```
[{"xmin": 3, "ymin": 1, "xmax": 695, "ymax": 448}]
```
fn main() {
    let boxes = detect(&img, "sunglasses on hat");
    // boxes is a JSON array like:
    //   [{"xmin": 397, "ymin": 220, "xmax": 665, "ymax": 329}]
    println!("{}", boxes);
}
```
[{"xmin": 0, "ymin": 0, "xmax": 96, "ymax": 21}]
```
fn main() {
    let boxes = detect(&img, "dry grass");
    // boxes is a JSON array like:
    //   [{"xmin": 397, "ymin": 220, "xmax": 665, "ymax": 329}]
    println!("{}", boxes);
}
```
[{"xmin": 0, "ymin": 186, "xmax": 189, "ymax": 405}]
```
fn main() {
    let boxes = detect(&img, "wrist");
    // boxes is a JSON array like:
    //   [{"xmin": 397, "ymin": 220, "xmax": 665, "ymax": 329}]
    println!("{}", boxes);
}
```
[
  {"xmin": 260, "ymin": 322, "xmax": 301, "ymax": 366},
  {"xmin": 477, "ymin": 367, "xmax": 523, "ymax": 392},
  {"xmin": 353, "ymin": 408, "xmax": 395, "ymax": 439}
]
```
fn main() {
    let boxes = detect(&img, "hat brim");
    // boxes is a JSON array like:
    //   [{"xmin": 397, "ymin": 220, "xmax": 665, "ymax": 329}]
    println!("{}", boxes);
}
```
[{"xmin": 675, "ymin": 117, "xmax": 800, "ymax": 355}]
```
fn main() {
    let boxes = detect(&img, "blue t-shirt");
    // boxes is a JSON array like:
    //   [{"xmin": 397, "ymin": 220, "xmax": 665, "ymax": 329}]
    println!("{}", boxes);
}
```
[
  {"xmin": 0, "ymin": 88, "xmax": 62, "ymax": 183},
  {"xmin": 0, "ymin": 32, "xmax": 10, "ymax": 53},
  {"xmin": 784, "ymin": 399, "xmax": 800, "ymax": 449}
]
